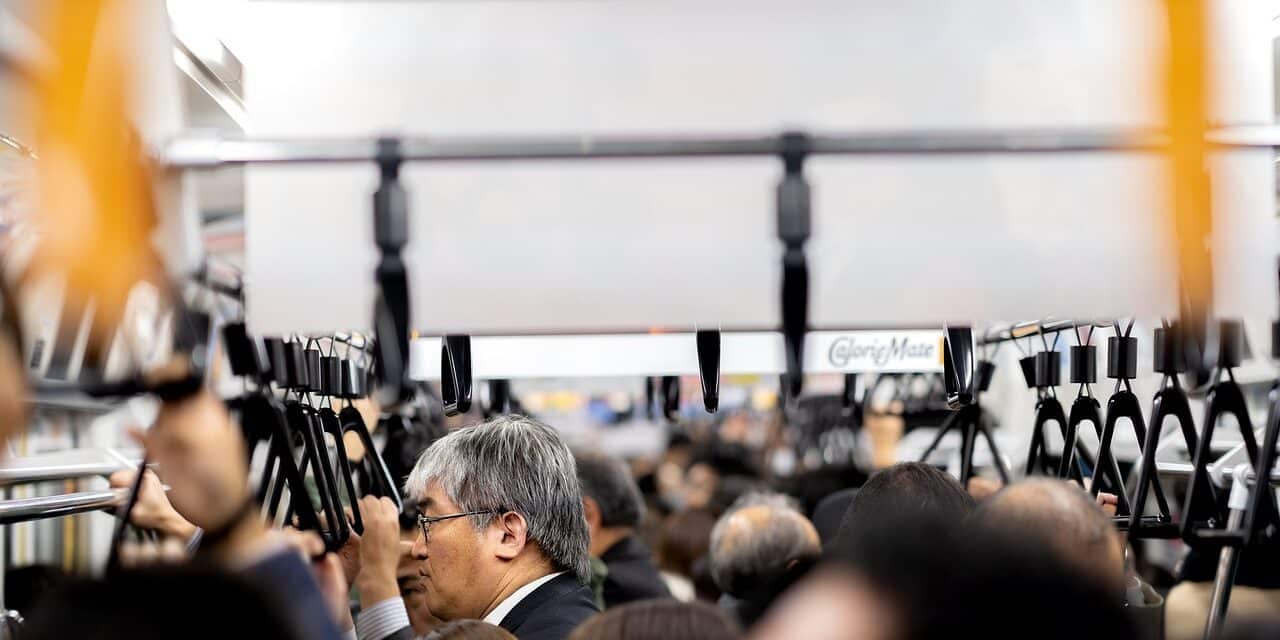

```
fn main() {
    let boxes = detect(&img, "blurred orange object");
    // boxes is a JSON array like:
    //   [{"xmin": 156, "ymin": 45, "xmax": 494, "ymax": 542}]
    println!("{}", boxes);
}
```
[
  {"xmin": 25, "ymin": 0, "xmax": 164, "ymax": 353},
  {"xmin": 1164, "ymin": 0, "xmax": 1212, "ymax": 330}
]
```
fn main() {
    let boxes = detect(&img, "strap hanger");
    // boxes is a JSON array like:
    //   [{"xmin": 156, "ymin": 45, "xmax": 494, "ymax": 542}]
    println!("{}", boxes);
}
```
[
  {"xmin": 696, "ymin": 329, "xmax": 721, "ymax": 413},
  {"xmin": 483, "ymin": 379, "xmax": 512, "ymax": 418},
  {"xmin": 280, "ymin": 336, "xmax": 348, "ymax": 550},
  {"xmin": 441, "ymin": 334, "xmax": 473, "ymax": 416},
  {"xmin": 316, "ymin": 336, "xmax": 362, "ymax": 534},
  {"xmin": 918, "ymin": 326, "xmax": 1009, "ymax": 485},
  {"xmin": 1083, "ymin": 320, "xmax": 1142, "ymax": 517},
  {"xmin": 1128, "ymin": 320, "xmax": 1200, "ymax": 539},
  {"xmin": 1062, "ymin": 323, "xmax": 1099, "ymax": 482},
  {"xmin": 1026, "ymin": 321, "xmax": 1067, "ymax": 477},
  {"xmin": 335, "ymin": 333, "xmax": 403, "ymax": 512},
  {"xmin": 1181, "ymin": 320, "xmax": 1278, "ymax": 547}
]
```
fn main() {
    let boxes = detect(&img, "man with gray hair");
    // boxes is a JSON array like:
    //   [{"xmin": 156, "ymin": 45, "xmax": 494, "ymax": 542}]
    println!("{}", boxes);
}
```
[
  {"xmin": 708, "ymin": 492, "xmax": 821, "ymax": 628},
  {"xmin": 575, "ymin": 450, "xmax": 670, "ymax": 607},
  {"xmin": 353, "ymin": 415, "xmax": 597, "ymax": 640}
]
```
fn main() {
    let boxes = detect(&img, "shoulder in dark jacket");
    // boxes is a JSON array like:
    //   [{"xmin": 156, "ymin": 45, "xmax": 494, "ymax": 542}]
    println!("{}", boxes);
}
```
[
  {"xmin": 499, "ymin": 573, "xmax": 600, "ymax": 640},
  {"xmin": 599, "ymin": 536, "xmax": 671, "ymax": 608}
]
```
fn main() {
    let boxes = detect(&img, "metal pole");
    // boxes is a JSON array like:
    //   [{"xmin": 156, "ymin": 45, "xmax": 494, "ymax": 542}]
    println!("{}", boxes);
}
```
[
  {"xmin": 161, "ymin": 127, "xmax": 1183, "ymax": 169},
  {"xmin": 160, "ymin": 125, "xmax": 1280, "ymax": 169},
  {"xmin": 1156, "ymin": 463, "xmax": 1280, "ymax": 487},
  {"xmin": 1204, "ymin": 467, "xmax": 1252, "ymax": 640},
  {"xmin": 977, "ymin": 319, "xmax": 1114, "ymax": 346},
  {"xmin": 0, "ymin": 488, "xmax": 131, "ymax": 526}
]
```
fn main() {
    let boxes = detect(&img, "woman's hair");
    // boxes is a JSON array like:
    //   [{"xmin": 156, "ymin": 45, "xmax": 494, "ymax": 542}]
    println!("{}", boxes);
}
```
[
  {"xmin": 569, "ymin": 600, "xmax": 740, "ymax": 640},
  {"xmin": 425, "ymin": 619, "xmax": 516, "ymax": 640}
]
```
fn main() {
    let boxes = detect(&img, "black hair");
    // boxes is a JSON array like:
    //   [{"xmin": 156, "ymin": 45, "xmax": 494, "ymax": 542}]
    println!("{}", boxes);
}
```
[
  {"xmin": 826, "ymin": 511, "xmax": 1132, "ymax": 640},
  {"xmin": 575, "ymin": 450, "xmax": 645, "ymax": 528},
  {"xmin": 689, "ymin": 443, "xmax": 759, "ymax": 480},
  {"xmin": 835, "ymin": 462, "xmax": 973, "ymax": 544}
]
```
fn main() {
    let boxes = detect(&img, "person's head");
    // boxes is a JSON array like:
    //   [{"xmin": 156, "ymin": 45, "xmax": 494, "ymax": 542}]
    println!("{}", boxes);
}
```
[
  {"xmin": 974, "ymin": 479, "xmax": 1125, "ymax": 591},
  {"xmin": 395, "ymin": 539, "xmax": 444, "ymax": 635},
  {"xmin": 405, "ymin": 414, "xmax": 591, "ymax": 621},
  {"xmin": 836, "ymin": 462, "xmax": 973, "ymax": 543},
  {"xmin": 575, "ymin": 450, "xmax": 646, "ymax": 556},
  {"xmin": 811, "ymin": 487, "xmax": 859, "ymax": 544},
  {"xmin": 708, "ymin": 474, "xmax": 768, "ymax": 517},
  {"xmin": 658, "ymin": 507, "xmax": 717, "ymax": 578},
  {"xmin": 709, "ymin": 492, "xmax": 820, "ymax": 601},
  {"xmin": 424, "ymin": 619, "xmax": 516, "ymax": 640},
  {"xmin": 755, "ymin": 512, "xmax": 1131, "ymax": 640},
  {"xmin": 569, "ymin": 599, "xmax": 740, "ymax": 640},
  {"xmin": 684, "ymin": 444, "xmax": 758, "ymax": 511}
]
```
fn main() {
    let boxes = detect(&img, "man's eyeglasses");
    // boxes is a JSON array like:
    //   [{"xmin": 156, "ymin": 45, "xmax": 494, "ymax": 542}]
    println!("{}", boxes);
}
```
[{"xmin": 416, "ymin": 510, "xmax": 496, "ymax": 543}]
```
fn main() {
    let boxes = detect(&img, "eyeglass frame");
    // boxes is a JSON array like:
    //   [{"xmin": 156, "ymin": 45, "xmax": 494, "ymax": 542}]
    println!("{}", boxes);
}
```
[{"xmin": 416, "ymin": 509, "xmax": 499, "ymax": 543}]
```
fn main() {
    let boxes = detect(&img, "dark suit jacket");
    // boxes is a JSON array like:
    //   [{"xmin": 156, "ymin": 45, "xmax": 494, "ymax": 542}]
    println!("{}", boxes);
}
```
[
  {"xmin": 499, "ymin": 572, "xmax": 600, "ymax": 640},
  {"xmin": 241, "ymin": 549, "xmax": 345, "ymax": 640},
  {"xmin": 599, "ymin": 535, "xmax": 670, "ymax": 608}
]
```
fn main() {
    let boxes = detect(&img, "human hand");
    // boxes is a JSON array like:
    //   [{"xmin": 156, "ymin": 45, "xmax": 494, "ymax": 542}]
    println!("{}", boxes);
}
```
[
  {"xmin": 966, "ymin": 477, "xmax": 1004, "ymax": 501},
  {"xmin": 117, "ymin": 537, "xmax": 190, "ymax": 568},
  {"xmin": 1096, "ymin": 492, "xmax": 1119, "ymax": 516},
  {"xmin": 337, "ymin": 508, "xmax": 363, "ymax": 586},
  {"xmin": 315, "ymin": 552, "xmax": 354, "ymax": 631},
  {"xmin": 109, "ymin": 468, "xmax": 198, "ymax": 541},
  {"xmin": 138, "ymin": 388, "xmax": 251, "ymax": 533},
  {"xmin": 355, "ymin": 496, "xmax": 401, "ymax": 605}
]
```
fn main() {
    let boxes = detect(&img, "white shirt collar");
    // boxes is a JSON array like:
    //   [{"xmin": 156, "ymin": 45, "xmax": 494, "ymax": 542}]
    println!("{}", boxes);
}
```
[{"xmin": 482, "ymin": 571, "xmax": 567, "ymax": 626}]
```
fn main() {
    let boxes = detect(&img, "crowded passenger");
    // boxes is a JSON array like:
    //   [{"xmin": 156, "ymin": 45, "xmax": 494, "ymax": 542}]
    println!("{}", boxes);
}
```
[
  {"xmin": 356, "ymin": 415, "xmax": 598, "ymax": 640},
  {"xmin": 12, "ymin": 350, "xmax": 1280, "ymax": 640},
  {"xmin": 755, "ymin": 510, "xmax": 1134, "ymax": 640},
  {"xmin": 834, "ymin": 461, "xmax": 975, "ymax": 544},
  {"xmin": 569, "ymin": 599, "xmax": 740, "ymax": 640},
  {"xmin": 574, "ymin": 451, "xmax": 671, "ymax": 607},
  {"xmin": 656, "ymin": 506, "xmax": 719, "ymax": 602},
  {"xmin": 708, "ymin": 492, "xmax": 820, "ymax": 628},
  {"xmin": 973, "ymin": 478, "xmax": 1163, "ymax": 640}
]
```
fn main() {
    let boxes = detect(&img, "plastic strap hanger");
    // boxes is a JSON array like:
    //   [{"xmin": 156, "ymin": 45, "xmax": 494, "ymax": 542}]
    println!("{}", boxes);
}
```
[
  {"xmin": 336, "ymin": 337, "xmax": 403, "ymax": 511},
  {"xmin": 484, "ymin": 379, "xmax": 512, "ymax": 418},
  {"xmin": 1085, "ymin": 320, "xmax": 1143, "ymax": 516},
  {"xmin": 1025, "ymin": 326, "xmax": 1070, "ymax": 477},
  {"xmin": 281, "ymin": 337, "xmax": 347, "ymax": 549},
  {"xmin": 697, "ymin": 329, "xmax": 721, "ymax": 413},
  {"xmin": 318, "ymin": 338, "xmax": 363, "ymax": 535},
  {"xmin": 1125, "ymin": 321, "xmax": 1192, "ymax": 539},
  {"xmin": 244, "ymin": 392, "xmax": 321, "ymax": 532},
  {"xmin": 1181, "ymin": 320, "xmax": 1275, "ymax": 547},
  {"xmin": 303, "ymin": 338, "xmax": 352, "ymax": 544},
  {"xmin": 441, "ymin": 334, "xmax": 472, "ymax": 416},
  {"xmin": 1240, "ymin": 265, "xmax": 1280, "ymax": 544},
  {"xmin": 1062, "ymin": 324, "xmax": 1097, "ymax": 480},
  {"xmin": 918, "ymin": 326, "xmax": 1009, "ymax": 485},
  {"xmin": 342, "ymin": 404, "xmax": 403, "ymax": 511}
]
